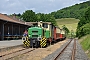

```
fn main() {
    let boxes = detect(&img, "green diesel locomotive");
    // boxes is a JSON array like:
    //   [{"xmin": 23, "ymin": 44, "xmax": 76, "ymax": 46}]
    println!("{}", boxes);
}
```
[
  {"xmin": 22, "ymin": 21, "xmax": 66, "ymax": 48},
  {"xmin": 28, "ymin": 27, "xmax": 49, "ymax": 47}
]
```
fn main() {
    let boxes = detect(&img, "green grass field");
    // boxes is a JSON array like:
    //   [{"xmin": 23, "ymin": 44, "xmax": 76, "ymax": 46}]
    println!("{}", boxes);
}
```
[
  {"xmin": 79, "ymin": 35, "xmax": 90, "ymax": 59},
  {"xmin": 80, "ymin": 35, "xmax": 90, "ymax": 51},
  {"xmin": 56, "ymin": 18, "xmax": 80, "ymax": 33}
]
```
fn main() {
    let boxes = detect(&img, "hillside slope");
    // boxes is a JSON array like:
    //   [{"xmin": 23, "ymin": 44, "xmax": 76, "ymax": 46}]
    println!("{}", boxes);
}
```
[
  {"xmin": 51, "ymin": 1, "xmax": 90, "ymax": 19},
  {"xmin": 56, "ymin": 18, "xmax": 79, "ymax": 32}
]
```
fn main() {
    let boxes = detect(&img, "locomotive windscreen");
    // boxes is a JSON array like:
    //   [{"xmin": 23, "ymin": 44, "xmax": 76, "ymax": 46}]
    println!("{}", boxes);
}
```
[{"xmin": 43, "ymin": 23, "xmax": 48, "ymax": 28}]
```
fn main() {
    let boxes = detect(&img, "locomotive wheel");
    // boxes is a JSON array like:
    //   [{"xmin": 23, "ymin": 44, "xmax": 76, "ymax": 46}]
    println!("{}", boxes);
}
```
[
  {"xmin": 34, "ymin": 41, "xmax": 40, "ymax": 48},
  {"xmin": 45, "ymin": 43, "xmax": 49, "ymax": 47}
]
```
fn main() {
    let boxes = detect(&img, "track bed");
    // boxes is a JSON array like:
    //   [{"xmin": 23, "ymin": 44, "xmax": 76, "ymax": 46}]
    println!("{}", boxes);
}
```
[{"xmin": 43, "ymin": 38, "xmax": 88, "ymax": 60}]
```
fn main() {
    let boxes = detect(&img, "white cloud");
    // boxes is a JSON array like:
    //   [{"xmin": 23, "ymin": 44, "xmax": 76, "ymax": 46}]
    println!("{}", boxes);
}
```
[
  {"xmin": 49, "ymin": 0, "xmax": 55, "ymax": 2},
  {"xmin": 0, "ymin": 0, "xmax": 87, "ymax": 14},
  {"xmin": 6, "ymin": 0, "xmax": 10, "ymax": 2}
]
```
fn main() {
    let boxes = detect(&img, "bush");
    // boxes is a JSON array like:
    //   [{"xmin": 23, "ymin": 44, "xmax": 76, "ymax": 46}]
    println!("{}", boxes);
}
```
[{"xmin": 77, "ymin": 23, "xmax": 90, "ymax": 38}]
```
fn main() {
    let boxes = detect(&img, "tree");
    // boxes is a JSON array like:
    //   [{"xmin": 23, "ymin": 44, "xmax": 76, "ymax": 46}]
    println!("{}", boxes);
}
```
[
  {"xmin": 20, "ymin": 10, "xmax": 57, "ymax": 25},
  {"xmin": 62, "ymin": 25, "xmax": 70, "ymax": 36},
  {"xmin": 36, "ymin": 13, "xmax": 57, "ymax": 26},
  {"xmin": 21, "ymin": 10, "xmax": 37, "ymax": 22},
  {"xmin": 9, "ymin": 13, "xmax": 21, "ymax": 19},
  {"xmin": 76, "ymin": 7, "xmax": 90, "ymax": 38},
  {"xmin": 84, "ymin": 7, "xmax": 90, "ymax": 23}
]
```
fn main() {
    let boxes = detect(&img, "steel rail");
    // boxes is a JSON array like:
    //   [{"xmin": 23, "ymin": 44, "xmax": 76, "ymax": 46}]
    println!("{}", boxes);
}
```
[
  {"xmin": 0, "ymin": 48, "xmax": 26, "ymax": 57},
  {"xmin": 54, "ymin": 39, "xmax": 73, "ymax": 60},
  {"xmin": 0, "ymin": 48, "xmax": 37, "ymax": 60},
  {"xmin": 71, "ymin": 39, "xmax": 76, "ymax": 60},
  {"xmin": 6, "ymin": 48, "xmax": 36, "ymax": 60}
]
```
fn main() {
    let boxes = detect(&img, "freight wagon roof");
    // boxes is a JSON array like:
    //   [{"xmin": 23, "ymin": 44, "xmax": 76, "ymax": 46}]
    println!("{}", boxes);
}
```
[
  {"xmin": 55, "ymin": 26, "xmax": 60, "ymax": 29},
  {"xmin": 55, "ymin": 26, "xmax": 65, "ymax": 32},
  {"xmin": 0, "ymin": 13, "xmax": 31, "ymax": 26}
]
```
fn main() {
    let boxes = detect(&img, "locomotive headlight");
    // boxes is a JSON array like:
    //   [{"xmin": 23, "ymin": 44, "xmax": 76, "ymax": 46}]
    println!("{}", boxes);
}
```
[
  {"xmin": 29, "ymin": 35, "xmax": 31, "ymax": 37},
  {"xmin": 37, "ymin": 35, "xmax": 42, "ymax": 41},
  {"xmin": 39, "ymin": 35, "xmax": 41, "ymax": 37}
]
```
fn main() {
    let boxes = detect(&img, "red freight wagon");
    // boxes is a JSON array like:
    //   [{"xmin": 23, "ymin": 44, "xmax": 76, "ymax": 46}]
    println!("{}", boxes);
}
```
[{"xmin": 52, "ymin": 26, "xmax": 66, "ymax": 42}]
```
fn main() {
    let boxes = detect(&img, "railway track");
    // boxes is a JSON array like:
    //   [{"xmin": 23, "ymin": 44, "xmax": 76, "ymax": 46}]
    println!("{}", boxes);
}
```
[
  {"xmin": 0, "ymin": 47, "xmax": 37, "ymax": 60},
  {"xmin": 54, "ymin": 38, "xmax": 76, "ymax": 60}
]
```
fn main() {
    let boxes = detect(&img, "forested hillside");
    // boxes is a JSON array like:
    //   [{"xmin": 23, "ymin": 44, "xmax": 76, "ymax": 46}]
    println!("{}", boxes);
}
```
[
  {"xmin": 50, "ymin": 1, "xmax": 90, "ymax": 19},
  {"xmin": 76, "ymin": 7, "xmax": 90, "ymax": 38}
]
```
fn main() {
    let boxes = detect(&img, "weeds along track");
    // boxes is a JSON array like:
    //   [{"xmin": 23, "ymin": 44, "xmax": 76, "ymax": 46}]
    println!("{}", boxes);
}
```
[
  {"xmin": 0, "ymin": 47, "xmax": 37, "ymax": 60},
  {"xmin": 54, "ymin": 38, "xmax": 76, "ymax": 60}
]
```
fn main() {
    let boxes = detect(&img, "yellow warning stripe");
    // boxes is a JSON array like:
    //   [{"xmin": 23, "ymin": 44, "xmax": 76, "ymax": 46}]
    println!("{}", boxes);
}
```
[
  {"xmin": 22, "ymin": 37, "xmax": 30, "ymax": 47},
  {"xmin": 40, "ymin": 37, "xmax": 47, "ymax": 47}
]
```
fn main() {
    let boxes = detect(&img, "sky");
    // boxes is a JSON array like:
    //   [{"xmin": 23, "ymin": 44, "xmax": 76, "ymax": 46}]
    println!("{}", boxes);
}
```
[{"xmin": 0, "ymin": 0, "xmax": 88, "ymax": 14}]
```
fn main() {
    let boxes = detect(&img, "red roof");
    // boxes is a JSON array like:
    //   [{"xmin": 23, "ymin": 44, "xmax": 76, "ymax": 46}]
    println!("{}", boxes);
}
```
[{"xmin": 0, "ymin": 13, "xmax": 31, "ymax": 26}]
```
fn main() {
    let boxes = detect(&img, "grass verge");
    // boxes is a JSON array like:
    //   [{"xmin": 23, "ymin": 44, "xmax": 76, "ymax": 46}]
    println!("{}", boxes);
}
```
[{"xmin": 79, "ymin": 35, "xmax": 90, "ymax": 59}]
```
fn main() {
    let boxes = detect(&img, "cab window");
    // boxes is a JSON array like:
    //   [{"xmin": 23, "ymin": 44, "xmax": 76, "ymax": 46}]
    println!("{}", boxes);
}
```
[
  {"xmin": 43, "ymin": 23, "xmax": 48, "ymax": 28},
  {"xmin": 33, "ymin": 23, "xmax": 38, "ymax": 27}
]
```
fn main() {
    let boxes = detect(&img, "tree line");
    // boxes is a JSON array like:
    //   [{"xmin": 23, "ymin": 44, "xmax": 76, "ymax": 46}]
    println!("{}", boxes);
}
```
[
  {"xmin": 50, "ymin": 1, "xmax": 90, "ymax": 19},
  {"xmin": 76, "ymin": 7, "xmax": 90, "ymax": 38},
  {"xmin": 10, "ymin": 10, "xmax": 57, "ymax": 26}
]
